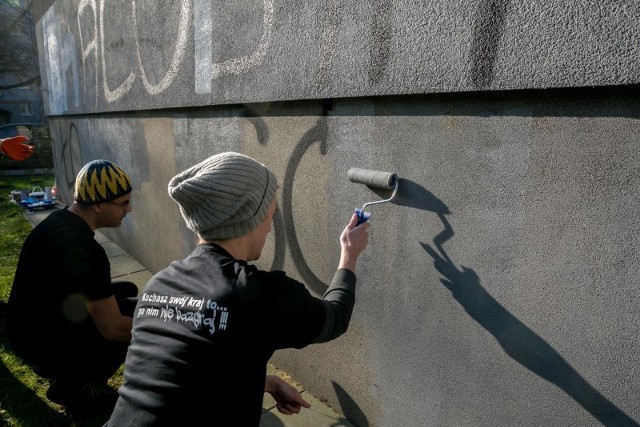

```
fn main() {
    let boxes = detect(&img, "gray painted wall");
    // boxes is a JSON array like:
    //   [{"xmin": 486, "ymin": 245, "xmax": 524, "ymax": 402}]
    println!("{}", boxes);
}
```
[
  {"xmin": 38, "ymin": 0, "xmax": 640, "ymax": 115},
  {"xmin": 37, "ymin": 1, "xmax": 640, "ymax": 426}
]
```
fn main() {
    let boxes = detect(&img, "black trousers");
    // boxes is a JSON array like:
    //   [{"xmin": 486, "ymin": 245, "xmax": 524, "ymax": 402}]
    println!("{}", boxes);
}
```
[
  {"xmin": 113, "ymin": 280, "xmax": 138, "ymax": 317},
  {"xmin": 25, "ymin": 281, "xmax": 138, "ymax": 386}
]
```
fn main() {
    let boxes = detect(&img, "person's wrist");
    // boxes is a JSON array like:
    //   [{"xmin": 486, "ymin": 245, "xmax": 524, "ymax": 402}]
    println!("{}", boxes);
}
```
[
  {"xmin": 339, "ymin": 255, "xmax": 356, "ymax": 271},
  {"xmin": 265, "ymin": 374, "xmax": 277, "ymax": 394}
]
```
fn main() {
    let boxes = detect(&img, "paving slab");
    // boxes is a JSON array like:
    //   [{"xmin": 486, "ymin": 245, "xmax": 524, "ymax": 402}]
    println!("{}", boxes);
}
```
[
  {"xmin": 94, "ymin": 230, "xmax": 111, "ymax": 243},
  {"xmin": 22, "ymin": 202, "xmax": 60, "ymax": 226},
  {"xmin": 102, "ymin": 240, "xmax": 126, "ymax": 257},
  {"xmin": 113, "ymin": 270, "xmax": 154, "ymax": 293},
  {"xmin": 109, "ymin": 253, "xmax": 148, "ymax": 277},
  {"xmin": 261, "ymin": 365, "xmax": 354, "ymax": 427},
  {"xmin": 260, "ymin": 390, "xmax": 354, "ymax": 427}
]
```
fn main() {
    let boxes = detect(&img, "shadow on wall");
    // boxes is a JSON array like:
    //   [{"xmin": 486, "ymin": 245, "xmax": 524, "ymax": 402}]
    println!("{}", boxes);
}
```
[
  {"xmin": 392, "ymin": 179, "xmax": 454, "ymax": 255},
  {"xmin": 332, "ymin": 381, "xmax": 370, "ymax": 427},
  {"xmin": 469, "ymin": 0, "xmax": 513, "ymax": 89},
  {"xmin": 415, "ymin": 191, "xmax": 640, "ymax": 427}
]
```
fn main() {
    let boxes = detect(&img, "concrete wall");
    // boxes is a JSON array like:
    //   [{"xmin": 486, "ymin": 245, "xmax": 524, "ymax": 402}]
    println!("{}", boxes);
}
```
[{"xmin": 36, "ymin": 1, "xmax": 640, "ymax": 426}]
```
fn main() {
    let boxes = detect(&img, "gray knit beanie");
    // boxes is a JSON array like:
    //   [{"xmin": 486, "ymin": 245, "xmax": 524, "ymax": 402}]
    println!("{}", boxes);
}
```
[{"xmin": 168, "ymin": 152, "xmax": 278, "ymax": 240}]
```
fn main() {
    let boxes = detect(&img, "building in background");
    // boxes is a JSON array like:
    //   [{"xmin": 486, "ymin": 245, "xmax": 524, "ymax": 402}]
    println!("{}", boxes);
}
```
[
  {"xmin": 0, "ymin": 84, "xmax": 44, "ymax": 125},
  {"xmin": 0, "ymin": 0, "xmax": 44, "ymax": 125}
]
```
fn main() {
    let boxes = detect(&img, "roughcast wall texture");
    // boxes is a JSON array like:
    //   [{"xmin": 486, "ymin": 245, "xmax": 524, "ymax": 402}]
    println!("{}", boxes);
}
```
[{"xmin": 37, "ymin": 1, "xmax": 640, "ymax": 426}]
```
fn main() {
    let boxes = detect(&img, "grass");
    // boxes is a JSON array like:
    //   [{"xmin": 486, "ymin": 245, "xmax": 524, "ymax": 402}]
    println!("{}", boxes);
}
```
[
  {"xmin": 0, "ymin": 174, "xmax": 54, "ymax": 303},
  {"xmin": 0, "ymin": 173, "xmax": 124, "ymax": 426}
]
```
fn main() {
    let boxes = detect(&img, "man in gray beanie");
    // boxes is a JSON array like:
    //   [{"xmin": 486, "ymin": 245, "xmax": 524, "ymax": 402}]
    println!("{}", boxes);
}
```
[{"xmin": 108, "ymin": 152, "xmax": 370, "ymax": 426}]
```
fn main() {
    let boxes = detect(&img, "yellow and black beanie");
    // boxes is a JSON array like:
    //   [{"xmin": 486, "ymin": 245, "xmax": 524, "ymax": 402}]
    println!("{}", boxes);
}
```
[{"xmin": 74, "ymin": 159, "xmax": 132, "ymax": 205}]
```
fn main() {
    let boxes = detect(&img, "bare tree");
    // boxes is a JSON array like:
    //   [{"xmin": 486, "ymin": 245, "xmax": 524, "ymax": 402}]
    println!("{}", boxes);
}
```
[{"xmin": 0, "ymin": 0, "xmax": 40, "ymax": 90}]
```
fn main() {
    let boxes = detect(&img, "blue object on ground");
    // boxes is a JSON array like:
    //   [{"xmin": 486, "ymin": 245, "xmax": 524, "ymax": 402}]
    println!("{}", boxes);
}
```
[{"xmin": 20, "ymin": 198, "xmax": 55, "ymax": 211}]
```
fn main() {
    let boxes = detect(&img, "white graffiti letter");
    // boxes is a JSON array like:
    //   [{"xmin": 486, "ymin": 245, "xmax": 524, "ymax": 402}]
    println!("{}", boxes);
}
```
[
  {"xmin": 78, "ymin": 0, "xmax": 99, "ymax": 107},
  {"xmin": 212, "ymin": 0, "xmax": 275, "ymax": 78},
  {"xmin": 133, "ymin": 0, "xmax": 191, "ymax": 95},
  {"xmin": 61, "ymin": 34, "xmax": 80, "ymax": 108},
  {"xmin": 42, "ymin": 9, "xmax": 66, "ymax": 114},
  {"xmin": 194, "ymin": 0, "xmax": 275, "ymax": 94},
  {"xmin": 194, "ymin": 0, "xmax": 212, "ymax": 94},
  {"xmin": 100, "ymin": 0, "xmax": 135, "ymax": 102}
]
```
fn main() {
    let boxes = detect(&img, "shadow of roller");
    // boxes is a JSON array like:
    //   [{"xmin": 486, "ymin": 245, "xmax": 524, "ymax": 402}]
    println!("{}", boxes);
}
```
[{"xmin": 365, "ymin": 178, "xmax": 454, "ymax": 258}]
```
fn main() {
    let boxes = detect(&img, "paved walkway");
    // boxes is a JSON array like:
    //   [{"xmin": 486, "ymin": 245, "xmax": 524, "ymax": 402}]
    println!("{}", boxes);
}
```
[{"xmin": 24, "ymin": 204, "xmax": 355, "ymax": 427}]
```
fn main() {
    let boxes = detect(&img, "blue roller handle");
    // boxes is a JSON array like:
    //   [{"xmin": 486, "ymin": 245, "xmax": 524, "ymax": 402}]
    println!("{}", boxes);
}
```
[{"xmin": 355, "ymin": 208, "xmax": 371, "ymax": 225}]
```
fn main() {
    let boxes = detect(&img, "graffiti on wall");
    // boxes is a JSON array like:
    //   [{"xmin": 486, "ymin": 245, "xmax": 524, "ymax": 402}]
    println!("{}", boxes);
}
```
[
  {"xmin": 39, "ymin": 0, "xmax": 560, "ymax": 115},
  {"xmin": 49, "ymin": 120, "xmax": 83, "ymax": 202},
  {"xmin": 194, "ymin": 0, "xmax": 274, "ymax": 93},
  {"xmin": 40, "ymin": 0, "xmax": 405, "ymax": 113},
  {"xmin": 279, "ymin": 117, "xmax": 329, "ymax": 295},
  {"xmin": 41, "ymin": 0, "xmax": 522, "ymax": 110},
  {"xmin": 42, "ymin": 10, "xmax": 80, "ymax": 115},
  {"xmin": 42, "ymin": 0, "xmax": 276, "ymax": 113}
]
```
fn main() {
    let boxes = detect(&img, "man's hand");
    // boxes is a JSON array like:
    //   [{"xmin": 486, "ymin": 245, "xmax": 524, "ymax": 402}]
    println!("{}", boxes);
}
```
[
  {"xmin": 338, "ymin": 213, "xmax": 370, "ymax": 272},
  {"xmin": 0, "ymin": 136, "xmax": 35, "ymax": 161},
  {"xmin": 265, "ymin": 374, "xmax": 311, "ymax": 415}
]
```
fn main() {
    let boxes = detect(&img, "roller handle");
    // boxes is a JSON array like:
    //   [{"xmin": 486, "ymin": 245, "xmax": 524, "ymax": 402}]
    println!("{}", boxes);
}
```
[
  {"xmin": 355, "ymin": 208, "xmax": 371, "ymax": 225},
  {"xmin": 349, "ymin": 168, "xmax": 399, "ymax": 225}
]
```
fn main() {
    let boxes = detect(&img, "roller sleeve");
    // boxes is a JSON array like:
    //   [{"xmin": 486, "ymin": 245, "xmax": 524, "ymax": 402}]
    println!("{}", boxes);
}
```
[{"xmin": 347, "ymin": 168, "xmax": 397, "ymax": 189}]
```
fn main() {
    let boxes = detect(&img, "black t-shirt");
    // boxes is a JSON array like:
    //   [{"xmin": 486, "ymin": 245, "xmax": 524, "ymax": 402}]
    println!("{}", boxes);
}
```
[
  {"xmin": 108, "ymin": 243, "xmax": 349, "ymax": 426},
  {"xmin": 6, "ymin": 208, "xmax": 113, "ymax": 361}
]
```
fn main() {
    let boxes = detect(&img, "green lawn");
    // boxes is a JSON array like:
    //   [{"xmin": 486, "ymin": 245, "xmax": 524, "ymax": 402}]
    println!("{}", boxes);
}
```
[
  {"xmin": 0, "ymin": 173, "xmax": 123, "ymax": 426},
  {"xmin": 0, "ymin": 174, "xmax": 55, "ymax": 303}
]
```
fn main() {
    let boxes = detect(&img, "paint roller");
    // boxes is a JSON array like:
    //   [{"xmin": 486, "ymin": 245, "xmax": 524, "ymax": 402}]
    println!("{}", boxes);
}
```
[{"xmin": 347, "ymin": 167, "xmax": 399, "ymax": 225}]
